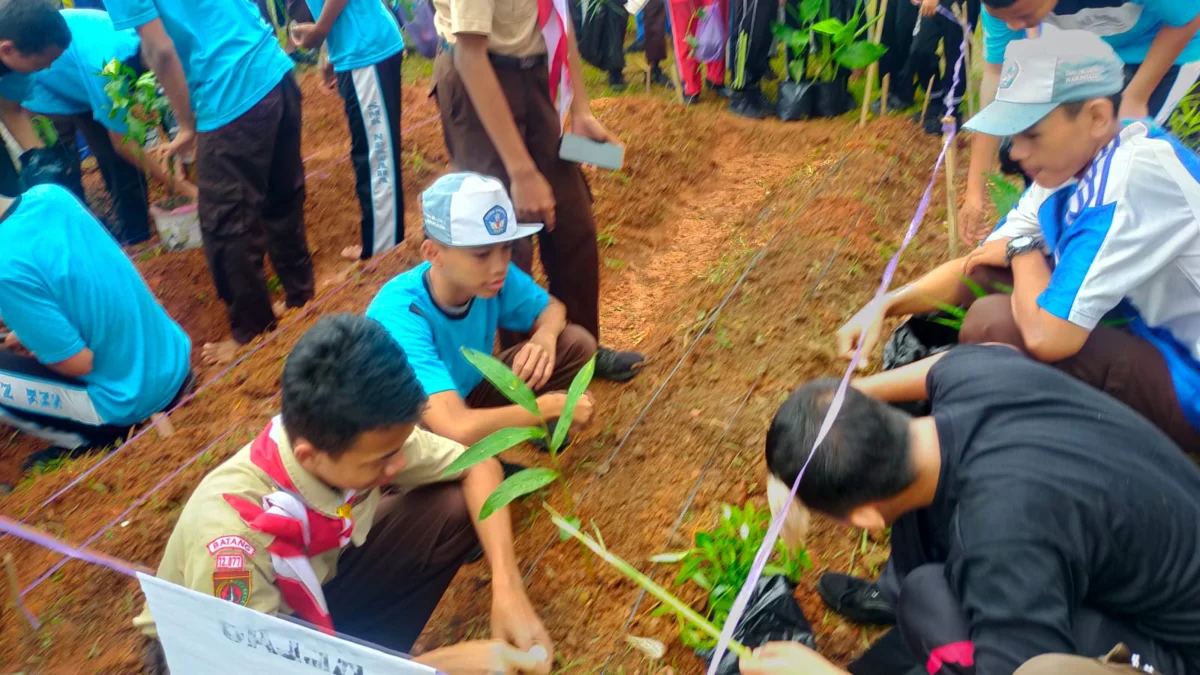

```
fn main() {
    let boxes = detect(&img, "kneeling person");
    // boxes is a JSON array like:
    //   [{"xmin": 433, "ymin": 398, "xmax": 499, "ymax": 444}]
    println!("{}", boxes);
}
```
[
  {"xmin": 0, "ymin": 185, "xmax": 192, "ymax": 470},
  {"xmin": 135, "ymin": 314, "xmax": 553, "ymax": 674},
  {"xmin": 368, "ymin": 173, "xmax": 599, "ymax": 447}
]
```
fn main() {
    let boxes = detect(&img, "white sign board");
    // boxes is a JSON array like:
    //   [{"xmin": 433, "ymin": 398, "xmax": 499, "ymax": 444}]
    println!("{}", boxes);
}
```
[{"xmin": 138, "ymin": 573, "xmax": 438, "ymax": 675}]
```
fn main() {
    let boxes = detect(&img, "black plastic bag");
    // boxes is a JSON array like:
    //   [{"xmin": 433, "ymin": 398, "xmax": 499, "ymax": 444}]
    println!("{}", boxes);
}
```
[
  {"xmin": 19, "ymin": 145, "xmax": 83, "ymax": 197},
  {"xmin": 571, "ymin": 0, "xmax": 628, "ymax": 72},
  {"xmin": 777, "ymin": 80, "xmax": 816, "ymax": 121},
  {"xmin": 881, "ymin": 313, "xmax": 959, "ymax": 416},
  {"xmin": 812, "ymin": 79, "xmax": 854, "ymax": 117},
  {"xmin": 697, "ymin": 575, "xmax": 817, "ymax": 675}
]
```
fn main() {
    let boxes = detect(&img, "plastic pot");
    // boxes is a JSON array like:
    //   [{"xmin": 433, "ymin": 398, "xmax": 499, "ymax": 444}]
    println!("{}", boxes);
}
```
[
  {"xmin": 150, "ymin": 199, "xmax": 202, "ymax": 252},
  {"xmin": 812, "ymin": 81, "xmax": 854, "ymax": 117},
  {"xmin": 777, "ymin": 80, "xmax": 817, "ymax": 122}
]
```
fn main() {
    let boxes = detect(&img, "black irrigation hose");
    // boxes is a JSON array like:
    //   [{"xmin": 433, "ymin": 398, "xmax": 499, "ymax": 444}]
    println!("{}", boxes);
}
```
[{"xmin": 521, "ymin": 147, "xmax": 858, "ymax": 584}]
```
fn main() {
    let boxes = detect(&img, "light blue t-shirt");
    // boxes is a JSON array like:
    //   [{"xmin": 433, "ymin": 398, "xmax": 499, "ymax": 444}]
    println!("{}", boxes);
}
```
[
  {"xmin": 0, "ymin": 185, "xmax": 192, "ymax": 425},
  {"xmin": 366, "ymin": 262, "xmax": 550, "ymax": 398},
  {"xmin": 0, "ymin": 10, "xmax": 140, "ymax": 133},
  {"xmin": 301, "ymin": 0, "xmax": 403, "ymax": 72},
  {"xmin": 982, "ymin": 1, "xmax": 1200, "ymax": 65},
  {"xmin": 104, "ymin": 0, "xmax": 294, "ymax": 132}
]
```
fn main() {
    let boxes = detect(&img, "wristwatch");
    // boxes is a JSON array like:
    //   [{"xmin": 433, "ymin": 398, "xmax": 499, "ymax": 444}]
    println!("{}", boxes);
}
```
[{"xmin": 1006, "ymin": 235, "xmax": 1046, "ymax": 265}]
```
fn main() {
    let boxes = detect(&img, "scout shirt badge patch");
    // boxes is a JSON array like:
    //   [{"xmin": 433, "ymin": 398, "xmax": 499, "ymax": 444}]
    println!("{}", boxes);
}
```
[
  {"xmin": 213, "ymin": 570, "xmax": 252, "ymax": 606},
  {"xmin": 208, "ymin": 534, "xmax": 255, "ymax": 606}
]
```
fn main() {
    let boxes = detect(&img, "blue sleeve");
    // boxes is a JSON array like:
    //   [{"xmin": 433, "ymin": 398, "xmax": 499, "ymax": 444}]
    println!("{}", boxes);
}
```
[
  {"xmin": 104, "ymin": 0, "xmax": 160, "ymax": 31},
  {"xmin": 0, "ymin": 74, "xmax": 31, "ymax": 104},
  {"xmin": 366, "ymin": 304, "xmax": 458, "ymax": 397},
  {"xmin": 1142, "ymin": 0, "xmax": 1200, "ymax": 27},
  {"xmin": 981, "ymin": 8, "xmax": 1020, "ymax": 65},
  {"xmin": 0, "ymin": 270, "xmax": 86, "ymax": 366},
  {"xmin": 497, "ymin": 264, "xmax": 550, "ymax": 333}
]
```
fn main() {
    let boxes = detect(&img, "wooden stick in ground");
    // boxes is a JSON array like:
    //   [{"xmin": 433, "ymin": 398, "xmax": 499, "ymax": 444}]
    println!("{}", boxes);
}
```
[
  {"xmin": 3, "ymin": 554, "xmax": 32, "ymax": 637},
  {"xmin": 881, "ymin": 74, "xmax": 891, "ymax": 115},
  {"xmin": 860, "ymin": 0, "xmax": 881, "ymax": 126},
  {"xmin": 920, "ymin": 74, "xmax": 936, "ymax": 123},
  {"xmin": 944, "ymin": 115, "xmax": 961, "ymax": 259}
]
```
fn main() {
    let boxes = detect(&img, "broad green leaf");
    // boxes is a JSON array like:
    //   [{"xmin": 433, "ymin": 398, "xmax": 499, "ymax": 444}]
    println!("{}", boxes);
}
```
[
  {"xmin": 811, "ymin": 18, "xmax": 844, "ymax": 35},
  {"xmin": 960, "ymin": 275, "xmax": 989, "ymax": 300},
  {"xmin": 834, "ymin": 41, "xmax": 887, "ymax": 70},
  {"xmin": 440, "ymin": 426, "xmax": 545, "ymax": 478},
  {"xmin": 649, "ymin": 550, "xmax": 692, "ymax": 564},
  {"xmin": 461, "ymin": 347, "xmax": 540, "ymax": 416},
  {"xmin": 478, "ymin": 468, "xmax": 559, "ymax": 521},
  {"xmin": 551, "ymin": 355, "xmax": 595, "ymax": 453},
  {"xmin": 799, "ymin": 0, "xmax": 821, "ymax": 23},
  {"xmin": 986, "ymin": 172, "xmax": 1025, "ymax": 216},
  {"xmin": 932, "ymin": 300, "xmax": 967, "ymax": 319}
]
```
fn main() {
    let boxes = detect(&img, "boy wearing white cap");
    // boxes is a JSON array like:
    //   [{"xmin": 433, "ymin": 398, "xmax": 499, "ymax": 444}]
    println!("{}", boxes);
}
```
[
  {"xmin": 367, "ymin": 172, "xmax": 601, "ymax": 448},
  {"xmin": 836, "ymin": 28, "xmax": 1200, "ymax": 452}
]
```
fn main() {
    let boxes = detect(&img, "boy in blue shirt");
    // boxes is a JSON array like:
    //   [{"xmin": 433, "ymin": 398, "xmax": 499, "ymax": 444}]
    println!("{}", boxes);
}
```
[
  {"xmin": 368, "ymin": 172, "xmax": 617, "ymax": 447},
  {"xmin": 0, "ymin": 5, "xmax": 198, "ymax": 245},
  {"xmin": 289, "ymin": 0, "xmax": 405, "ymax": 262},
  {"xmin": 103, "ymin": 0, "xmax": 315, "ymax": 366},
  {"xmin": 0, "ymin": 184, "xmax": 193, "ymax": 471}
]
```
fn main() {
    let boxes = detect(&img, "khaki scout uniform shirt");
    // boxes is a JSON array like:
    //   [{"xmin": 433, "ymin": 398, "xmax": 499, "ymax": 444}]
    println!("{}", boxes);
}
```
[
  {"xmin": 133, "ymin": 418, "xmax": 466, "ymax": 637},
  {"xmin": 434, "ymin": 0, "xmax": 547, "ymax": 58}
]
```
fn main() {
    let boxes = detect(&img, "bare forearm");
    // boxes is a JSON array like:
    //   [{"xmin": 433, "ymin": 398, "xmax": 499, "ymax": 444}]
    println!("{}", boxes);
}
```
[
  {"xmin": 437, "ymin": 404, "xmax": 545, "ymax": 446},
  {"xmin": 531, "ymin": 301, "xmax": 567, "ymax": 341},
  {"xmin": 453, "ymin": 40, "xmax": 538, "ymax": 176},
  {"xmin": 884, "ymin": 257, "xmax": 974, "ymax": 316},
  {"xmin": 965, "ymin": 63, "xmax": 1002, "ymax": 201},
  {"xmin": 1126, "ymin": 18, "xmax": 1200, "ymax": 111},
  {"xmin": 112, "ymin": 131, "xmax": 172, "ymax": 185},
  {"xmin": 463, "ymin": 460, "xmax": 523, "ymax": 585},
  {"xmin": 1010, "ymin": 253, "xmax": 1053, "ymax": 347},
  {"xmin": 852, "ymin": 351, "xmax": 947, "ymax": 401},
  {"xmin": 314, "ymin": 0, "xmax": 351, "ymax": 33},
  {"xmin": 142, "ymin": 39, "xmax": 195, "ymax": 132}
]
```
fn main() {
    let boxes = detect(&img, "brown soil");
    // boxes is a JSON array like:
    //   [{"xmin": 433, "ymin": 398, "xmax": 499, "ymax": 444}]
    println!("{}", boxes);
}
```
[{"xmin": 0, "ymin": 67, "xmax": 962, "ymax": 674}]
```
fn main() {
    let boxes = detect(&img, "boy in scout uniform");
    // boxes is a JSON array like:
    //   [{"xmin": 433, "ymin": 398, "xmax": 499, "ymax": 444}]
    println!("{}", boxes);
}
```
[
  {"xmin": 135, "ymin": 314, "xmax": 554, "ymax": 674},
  {"xmin": 432, "ymin": 0, "xmax": 645, "ymax": 383}
]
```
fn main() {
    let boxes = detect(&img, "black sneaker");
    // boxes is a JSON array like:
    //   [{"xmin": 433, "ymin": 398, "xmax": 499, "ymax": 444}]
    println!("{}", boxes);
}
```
[
  {"xmin": 706, "ymin": 81, "xmax": 733, "ymax": 99},
  {"xmin": 869, "ymin": 94, "xmax": 912, "ymax": 116},
  {"xmin": 608, "ymin": 70, "xmax": 628, "ymax": 92},
  {"xmin": 594, "ymin": 347, "xmax": 645, "ymax": 382},
  {"xmin": 625, "ymin": 37, "xmax": 645, "ymax": 54},
  {"xmin": 817, "ymin": 573, "xmax": 897, "ymax": 625},
  {"xmin": 682, "ymin": 93, "xmax": 700, "ymax": 105},
  {"xmin": 729, "ymin": 90, "xmax": 771, "ymax": 120},
  {"xmin": 650, "ymin": 66, "xmax": 674, "ymax": 88},
  {"xmin": 530, "ymin": 421, "xmax": 571, "ymax": 453}
]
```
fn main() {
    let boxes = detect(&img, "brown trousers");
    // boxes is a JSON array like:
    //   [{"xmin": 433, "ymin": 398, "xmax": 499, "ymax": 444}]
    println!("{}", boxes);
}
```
[
  {"xmin": 433, "ymin": 51, "xmax": 602, "ymax": 342},
  {"xmin": 142, "ymin": 483, "xmax": 476, "ymax": 672},
  {"xmin": 957, "ymin": 266, "xmax": 1200, "ymax": 453},
  {"xmin": 196, "ymin": 74, "xmax": 315, "ymax": 344},
  {"xmin": 643, "ymin": 0, "xmax": 668, "ymax": 67},
  {"xmin": 466, "ymin": 324, "xmax": 598, "ymax": 407}
]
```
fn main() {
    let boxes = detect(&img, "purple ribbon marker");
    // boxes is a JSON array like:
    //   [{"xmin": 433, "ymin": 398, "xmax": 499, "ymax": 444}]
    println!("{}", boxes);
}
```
[{"xmin": 705, "ymin": 43, "xmax": 970, "ymax": 671}]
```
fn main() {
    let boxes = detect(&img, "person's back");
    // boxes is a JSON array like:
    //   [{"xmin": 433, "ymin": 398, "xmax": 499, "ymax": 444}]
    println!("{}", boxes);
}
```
[
  {"xmin": 105, "ymin": 0, "xmax": 292, "ymax": 131},
  {"xmin": 930, "ymin": 346, "xmax": 1200, "ymax": 673},
  {"xmin": 0, "ymin": 185, "xmax": 191, "ymax": 424}
]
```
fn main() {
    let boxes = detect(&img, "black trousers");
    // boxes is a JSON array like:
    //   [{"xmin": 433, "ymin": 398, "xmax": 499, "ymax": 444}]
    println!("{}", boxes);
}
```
[
  {"xmin": 727, "ymin": 0, "xmax": 775, "ymax": 92},
  {"xmin": 892, "ymin": 4, "xmax": 971, "ymax": 114},
  {"xmin": 337, "ymin": 52, "xmax": 404, "ymax": 259},
  {"xmin": 878, "ymin": 0, "xmax": 920, "ymax": 82},
  {"xmin": 196, "ymin": 74, "xmax": 315, "ymax": 344},
  {"xmin": 49, "ymin": 114, "xmax": 151, "ymax": 246}
]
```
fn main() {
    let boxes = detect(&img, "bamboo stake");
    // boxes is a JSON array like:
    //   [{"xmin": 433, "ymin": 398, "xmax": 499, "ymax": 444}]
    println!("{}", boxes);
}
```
[
  {"xmin": 4, "ymin": 554, "xmax": 32, "ymax": 637},
  {"xmin": 873, "ymin": 0, "xmax": 890, "ymax": 112},
  {"xmin": 859, "ymin": 0, "xmax": 882, "ymax": 126},
  {"xmin": 881, "ymin": 74, "xmax": 891, "ymax": 115},
  {"xmin": 944, "ymin": 115, "xmax": 961, "ymax": 259},
  {"xmin": 920, "ymin": 74, "xmax": 936, "ymax": 124}
]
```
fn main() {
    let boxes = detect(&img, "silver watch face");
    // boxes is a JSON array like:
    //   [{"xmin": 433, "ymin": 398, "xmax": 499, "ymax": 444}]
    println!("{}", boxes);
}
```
[{"xmin": 1010, "ymin": 236, "xmax": 1033, "ymax": 248}]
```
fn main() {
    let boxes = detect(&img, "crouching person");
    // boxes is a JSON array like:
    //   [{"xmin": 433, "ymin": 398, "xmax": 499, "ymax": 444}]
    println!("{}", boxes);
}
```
[
  {"xmin": 134, "ymin": 314, "xmax": 554, "ymax": 673},
  {"xmin": 367, "ymin": 172, "xmax": 598, "ymax": 447},
  {"xmin": 763, "ymin": 346, "xmax": 1200, "ymax": 675},
  {"xmin": 0, "ymin": 185, "xmax": 193, "ymax": 472}
]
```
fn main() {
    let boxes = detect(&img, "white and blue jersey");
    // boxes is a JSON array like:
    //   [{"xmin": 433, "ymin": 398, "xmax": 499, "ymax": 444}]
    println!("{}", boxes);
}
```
[
  {"xmin": 982, "ymin": 1, "xmax": 1200, "ymax": 66},
  {"xmin": 989, "ymin": 121, "xmax": 1200, "ymax": 432}
]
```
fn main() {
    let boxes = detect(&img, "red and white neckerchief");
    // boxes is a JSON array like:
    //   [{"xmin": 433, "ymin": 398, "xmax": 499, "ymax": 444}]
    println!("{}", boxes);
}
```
[
  {"xmin": 538, "ymin": 0, "xmax": 573, "ymax": 127},
  {"xmin": 223, "ymin": 418, "xmax": 355, "ymax": 634}
]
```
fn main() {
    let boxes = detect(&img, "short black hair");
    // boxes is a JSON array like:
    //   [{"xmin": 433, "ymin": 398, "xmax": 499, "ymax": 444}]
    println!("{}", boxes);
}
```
[
  {"xmin": 0, "ymin": 0, "xmax": 70, "ymax": 54},
  {"xmin": 765, "ymin": 379, "xmax": 916, "ymax": 518},
  {"xmin": 1062, "ymin": 93, "xmax": 1123, "ymax": 119},
  {"xmin": 281, "ymin": 314, "xmax": 428, "ymax": 456}
]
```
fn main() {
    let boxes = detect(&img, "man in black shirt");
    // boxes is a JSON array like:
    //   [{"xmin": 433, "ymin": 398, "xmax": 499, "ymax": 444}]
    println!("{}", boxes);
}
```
[{"xmin": 764, "ymin": 345, "xmax": 1200, "ymax": 675}]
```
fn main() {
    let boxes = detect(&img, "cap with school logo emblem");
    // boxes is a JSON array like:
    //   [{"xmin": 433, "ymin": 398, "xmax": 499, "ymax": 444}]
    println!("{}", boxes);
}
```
[
  {"xmin": 421, "ymin": 172, "xmax": 544, "ymax": 247},
  {"xmin": 965, "ymin": 26, "xmax": 1125, "ymax": 137}
]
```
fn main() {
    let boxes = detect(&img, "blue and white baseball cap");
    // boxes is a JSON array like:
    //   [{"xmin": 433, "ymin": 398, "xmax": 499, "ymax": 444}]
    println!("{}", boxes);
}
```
[
  {"xmin": 422, "ymin": 172, "xmax": 543, "ymax": 247},
  {"xmin": 964, "ymin": 27, "xmax": 1125, "ymax": 137}
]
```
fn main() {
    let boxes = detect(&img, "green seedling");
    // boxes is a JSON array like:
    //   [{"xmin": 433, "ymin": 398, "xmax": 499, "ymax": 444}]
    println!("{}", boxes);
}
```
[
  {"xmin": 985, "ymin": 172, "xmax": 1024, "ymax": 217},
  {"xmin": 1169, "ymin": 83, "xmax": 1200, "ymax": 151},
  {"xmin": 441, "ymin": 350, "xmax": 595, "ymax": 528},
  {"xmin": 773, "ymin": 0, "xmax": 886, "ymax": 84},
  {"xmin": 101, "ymin": 58, "xmax": 170, "ymax": 151},
  {"xmin": 931, "ymin": 276, "xmax": 1132, "ymax": 331},
  {"xmin": 548, "ymin": 505, "xmax": 754, "ymax": 660},
  {"xmin": 650, "ymin": 502, "xmax": 811, "ymax": 651},
  {"xmin": 30, "ymin": 115, "xmax": 58, "ymax": 147}
]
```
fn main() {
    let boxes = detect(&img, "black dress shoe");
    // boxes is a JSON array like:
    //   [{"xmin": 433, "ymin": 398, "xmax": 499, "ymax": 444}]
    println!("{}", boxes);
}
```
[
  {"xmin": 608, "ymin": 70, "xmax": 628, "ymax": 92},
  {"xmin": 729, "ymin": 90, "xmax": 771, "ymax": 119},
  {"xmin": 625, "ymin": 37, "xmax": 645, "ymax": 54},
  {"xmin": 817, "ymin": 572, "xmax": 897, "ymax": 625},
  {"xmin": 706, "ymin": 81, "xmax": 733, "ymax": 98},
  {"xmin": 595, "ymin": 347, "xmax": 645, "ymax": 382}
]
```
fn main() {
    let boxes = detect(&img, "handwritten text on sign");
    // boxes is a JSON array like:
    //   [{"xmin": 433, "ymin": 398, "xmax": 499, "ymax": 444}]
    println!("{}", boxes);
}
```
[{"xmin": 138, "ymin": 573, "xmax": 436, "ymax": 675}]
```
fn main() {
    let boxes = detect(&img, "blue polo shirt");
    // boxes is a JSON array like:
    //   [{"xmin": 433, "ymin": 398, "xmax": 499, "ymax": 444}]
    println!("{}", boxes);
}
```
[
  {"xmin": 0, "ymin": 10, "xmax": 140, "ymax": 134},
  {"xmin": 982, "ymin": 1, "xmax": 1200, "ymax": 65},
  {"xmin": 104, "ymin": 0, "xmax": 293, "ymax": 132},
  {"xmin": 366, "ymin": 262, "xmax": 550, "ymax": 398},
  {"xmin": 0, "ymin": 186, "xmax": 192, "ymax": 425},
  {"xmin": 300, "ymin": 0, "xmax": 403, "ymax": 72}
]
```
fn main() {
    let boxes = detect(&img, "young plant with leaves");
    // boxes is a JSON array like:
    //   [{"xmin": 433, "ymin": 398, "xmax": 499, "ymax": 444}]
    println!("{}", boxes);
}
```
[
  {"xmin": 773, "ymin": 0, "xmax": 886, "ymax": 83},
  {"xmin": 985, "ymin": 172, "xmax": 1024, "ymax": 218},
  {"xmin": 650, "ymin": 502, "xmax": 812, "ymax": 650},
  {"xmin": 1168, "ymin": 83, "xmax": 1200, "ymax": 151},
  {"xmin": 30, "ymin": 115, "xmax": 58, "ymax": 147},
  {"xmin": 929, "ymin": 275, "xmax": 1130, "ymax": 332},
  {"xmin": 439, "ymin": 349, "xmax": 595, "ymax": 529}
]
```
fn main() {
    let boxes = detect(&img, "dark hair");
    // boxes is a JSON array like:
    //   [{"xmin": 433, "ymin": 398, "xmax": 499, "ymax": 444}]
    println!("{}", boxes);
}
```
[
  {"xmin": 281, "ymin": 314, "xmax": 428, "ymax": 456},
  {"xmin": 1062, "ymin": 94, "xmax": 1123, "ymax": 119},
  {"xmin": 765, "ymin": 378, "xmax": 916, "ymax": 518},
  {"xmin": 982, "ymin": 0, "xmax": 1016, "ymax": 6},
  {"xmin": 0, "ymin": 0, "xmax": 71, "ymax": 54}
]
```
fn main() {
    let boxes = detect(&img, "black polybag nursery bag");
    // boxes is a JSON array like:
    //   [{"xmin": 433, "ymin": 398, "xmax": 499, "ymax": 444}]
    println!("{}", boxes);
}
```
[
  {"xmin": 570, "ymin": 0, "xmax": 629, "ymax": 73},
  {"xmin": 697, "ymin": 575, "xmax": 817, "ymax": 675},
  {"xmin": 19, "ymin": 145, "xmax": 83, "ymax": 197},
  {"xmin": 881, "ymin": 313, "xmax": 959, "ymax": 416}
]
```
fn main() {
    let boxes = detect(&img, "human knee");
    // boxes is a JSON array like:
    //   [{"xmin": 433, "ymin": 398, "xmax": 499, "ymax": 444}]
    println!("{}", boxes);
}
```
[
  {"xmin": 959, "ymin": 294, "xmax": 1019, "ymax": 346},
  {"xmin": 559, "ymin": 323, "xmax": 598, "ymax": 361},
  {"xmin": 1015, "ymin": 654, "xmax": 1105, "ymax": 675}
]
